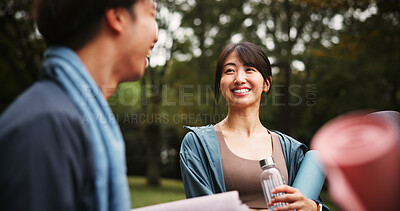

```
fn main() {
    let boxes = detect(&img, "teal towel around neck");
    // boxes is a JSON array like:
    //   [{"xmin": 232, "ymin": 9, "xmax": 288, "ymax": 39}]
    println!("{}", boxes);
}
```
[{"xmin": 43, "ymin": 47, "xmax": 130, "ymax": 211}]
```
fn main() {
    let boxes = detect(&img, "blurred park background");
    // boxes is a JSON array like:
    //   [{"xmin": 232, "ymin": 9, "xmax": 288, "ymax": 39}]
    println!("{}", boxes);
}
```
[{"xmin": 1, "ymin": 0, "xmax": 399, "ymax": 209}]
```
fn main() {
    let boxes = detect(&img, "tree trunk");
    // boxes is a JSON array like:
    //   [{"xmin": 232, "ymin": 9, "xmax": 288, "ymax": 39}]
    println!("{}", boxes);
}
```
[{"xmin": 145, "ymin": 123, "xmax": 161, "ymax": 186}]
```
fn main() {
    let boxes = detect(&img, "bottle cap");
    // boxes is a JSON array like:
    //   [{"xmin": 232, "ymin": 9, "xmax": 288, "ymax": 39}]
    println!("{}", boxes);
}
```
[{"xmin": 259, "ymin": 157, "xmax": 275, "ymax": 168}]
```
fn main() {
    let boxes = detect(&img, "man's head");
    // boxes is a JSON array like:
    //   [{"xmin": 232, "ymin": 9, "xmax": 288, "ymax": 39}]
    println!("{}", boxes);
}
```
[
  {"xmin": 110, "ymin": 0, "xmax": 158, "ymax": 81},
  {"xmin": 34, "ymin": 0, "xmax": 137, "ymax": 50},
  {"xmin": 34, "ymin": 0, "xmax": 158, "ymax": 82}
]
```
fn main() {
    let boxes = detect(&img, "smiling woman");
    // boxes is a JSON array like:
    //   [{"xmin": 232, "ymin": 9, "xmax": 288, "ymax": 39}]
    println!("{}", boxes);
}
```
[
  {"xmin": 179, "ymin": 42, "xmax": 330, "ymax": 211},
  {"xmin": 216, "ymin": 42, "xmax": 272, "ymax": 109}
]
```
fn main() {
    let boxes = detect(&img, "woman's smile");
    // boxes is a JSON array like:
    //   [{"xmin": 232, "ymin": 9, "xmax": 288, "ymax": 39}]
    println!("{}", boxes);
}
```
[{"xmin": 232, "ymin": 87, "xmax": 251, "ymax": 96}]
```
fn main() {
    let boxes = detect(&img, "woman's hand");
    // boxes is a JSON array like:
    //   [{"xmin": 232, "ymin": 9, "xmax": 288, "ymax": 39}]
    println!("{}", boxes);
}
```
[{"xmin": 268, "ymin": 185, "xmax": 317, "ymax": 211}]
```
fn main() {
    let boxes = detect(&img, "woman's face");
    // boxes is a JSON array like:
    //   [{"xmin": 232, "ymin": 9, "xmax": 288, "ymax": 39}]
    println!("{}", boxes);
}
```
[{"xmin": 220, "ymin": 51, "xmax": 269, "ymax": 109}]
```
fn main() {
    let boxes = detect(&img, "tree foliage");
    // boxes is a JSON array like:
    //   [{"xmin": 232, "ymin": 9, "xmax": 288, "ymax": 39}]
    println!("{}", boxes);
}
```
[
  {"xmin": 1, "ymin": 0, "xmax": 398, "ymax": 183},
  {"xmin": 0, "ymin": 0, "xmax": 46, "ymax": 111}
]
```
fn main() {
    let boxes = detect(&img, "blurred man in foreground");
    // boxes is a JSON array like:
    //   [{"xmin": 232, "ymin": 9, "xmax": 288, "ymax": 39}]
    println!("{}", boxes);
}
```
[{"xmin": 0, "ymin": 0, "xmax": 158, "ymax": 210}]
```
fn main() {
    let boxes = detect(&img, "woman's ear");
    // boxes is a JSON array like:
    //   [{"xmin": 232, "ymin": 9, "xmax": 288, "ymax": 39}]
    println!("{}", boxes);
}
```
[{"xmin": 263, "ymin": 76, "xmax": 272, "ymax": 93}]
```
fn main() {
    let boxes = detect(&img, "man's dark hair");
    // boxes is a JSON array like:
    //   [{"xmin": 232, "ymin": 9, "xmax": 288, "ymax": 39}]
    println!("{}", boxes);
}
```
[{"xmin": 34, "ymin": 0, "xmax": 139, "ymax": 50}]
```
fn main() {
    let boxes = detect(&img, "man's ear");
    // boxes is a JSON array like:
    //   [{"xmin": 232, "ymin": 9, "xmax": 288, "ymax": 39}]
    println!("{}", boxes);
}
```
[{"xmin": 104, "ymin": 8, "xmax": 127, "ymax": 33}]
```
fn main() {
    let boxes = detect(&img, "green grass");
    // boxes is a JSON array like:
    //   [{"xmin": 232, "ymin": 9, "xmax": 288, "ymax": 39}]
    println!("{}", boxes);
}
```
[
  {"xmin": 129, "ymin": 176, "xmax": 340, "ymax": 210},
  {"xmin": 128, "ymin": 176, "xmax": 186, "ymax": 208},
  {"xmin": 320, "ymin": 189, "xmax": 340, "ymax": 211}
]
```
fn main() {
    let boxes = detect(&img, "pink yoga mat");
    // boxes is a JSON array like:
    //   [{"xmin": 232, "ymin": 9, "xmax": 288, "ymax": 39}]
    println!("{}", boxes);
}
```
[{"xmin": 311, "ymin": 113, "xmax": 400, "ymax": 211}]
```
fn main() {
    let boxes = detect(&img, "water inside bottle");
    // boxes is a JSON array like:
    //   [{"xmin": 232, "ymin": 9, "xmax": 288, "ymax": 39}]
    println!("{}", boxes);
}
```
[{"xmin": 262, "ymin": 174, "xmax": 288, "ymax": 209}]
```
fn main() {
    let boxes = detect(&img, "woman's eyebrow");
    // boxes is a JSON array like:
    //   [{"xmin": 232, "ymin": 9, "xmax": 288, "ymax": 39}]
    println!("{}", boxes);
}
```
[{"xmin": 223, "ymin": 62, "xmax": 236, "ymax": 67}]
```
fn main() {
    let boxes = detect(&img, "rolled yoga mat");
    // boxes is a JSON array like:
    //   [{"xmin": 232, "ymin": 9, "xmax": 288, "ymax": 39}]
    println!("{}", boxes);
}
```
[
  {"xmin": 292, "ymin": 150, "xmax": 326, "ymax": 201},
  {"xmin": 311, "ymin": 113, "xmax": 400, "ymax": 211}
]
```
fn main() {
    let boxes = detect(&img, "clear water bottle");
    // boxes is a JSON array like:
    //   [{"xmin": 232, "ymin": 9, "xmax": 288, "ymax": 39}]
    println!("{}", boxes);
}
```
[{"xmin": 260, "ymin": 157, "xmax": 288, "ymax": 210}]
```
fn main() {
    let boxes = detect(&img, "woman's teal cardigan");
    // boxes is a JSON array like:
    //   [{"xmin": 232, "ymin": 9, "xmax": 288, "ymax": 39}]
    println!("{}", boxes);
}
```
[{"xmin": 179, "ymin": 125, "xmax": 329, "ymax": 210}]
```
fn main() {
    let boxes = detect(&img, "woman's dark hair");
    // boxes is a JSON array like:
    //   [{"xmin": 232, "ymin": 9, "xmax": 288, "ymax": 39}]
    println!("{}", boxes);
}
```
[
  {"xmin": 214, "ymin": 42, "xmax": 272, "ymax": 103},
  {"xmin": 33, "ymin": 0, "xmax": 139, "ymax": 50}
]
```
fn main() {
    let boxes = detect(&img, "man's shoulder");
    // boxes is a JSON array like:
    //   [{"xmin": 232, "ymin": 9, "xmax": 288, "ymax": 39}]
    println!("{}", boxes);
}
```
[
  {"xmin": 1, "ymin": 80, "xmax": 81, "ymax": 125},
  {"xmin": 0, "ymin": 82, "xmax": 96, "ymax": 211},
  {"xmin": 0, "ymin": 79, "xmax": 86, "ymax": 140},
  {"xmin": 0, "ymin": 78, "xmax": 92, "ymax": 159}
]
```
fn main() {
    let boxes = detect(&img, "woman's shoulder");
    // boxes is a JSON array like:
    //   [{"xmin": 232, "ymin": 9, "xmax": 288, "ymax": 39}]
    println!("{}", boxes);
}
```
[
  {"xmin": 271, "ymin": 130, "xmax": 308, "ymax": 152},
  {"xmin": 181, "ymin": 124, "xmax": 217, "ymax": 147},
  {"xmin": 180, "ymin": 125, "xmax": 222, "ymax": 164},
  {"xmin": 184, "ymin": 124, "xmax": 215, "ymax": 134},
  {"xmin": 183, "ymin": 124, "xmax": 215, "ymax": 139}
]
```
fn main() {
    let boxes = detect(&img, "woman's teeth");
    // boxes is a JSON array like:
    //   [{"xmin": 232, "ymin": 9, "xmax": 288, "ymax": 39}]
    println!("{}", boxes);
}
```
[{"xmin": 233, "ymin": 89, "xmax": 250, "ymax": 93}]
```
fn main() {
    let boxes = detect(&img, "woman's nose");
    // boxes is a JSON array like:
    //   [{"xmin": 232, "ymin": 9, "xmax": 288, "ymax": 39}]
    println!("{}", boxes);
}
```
[{"xmin": 234, "ymin": 71, "xmax": 246, "ymax": 84}]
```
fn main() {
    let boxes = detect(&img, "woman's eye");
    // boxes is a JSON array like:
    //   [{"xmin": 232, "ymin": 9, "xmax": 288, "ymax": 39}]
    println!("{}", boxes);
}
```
[
  {"xmin": 225, "ymin": 69, "xmax": 234, "ymax": 73},
  {"xmin": 246, "ymin": 68, "xmax": 255, "ymax": 72}
]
